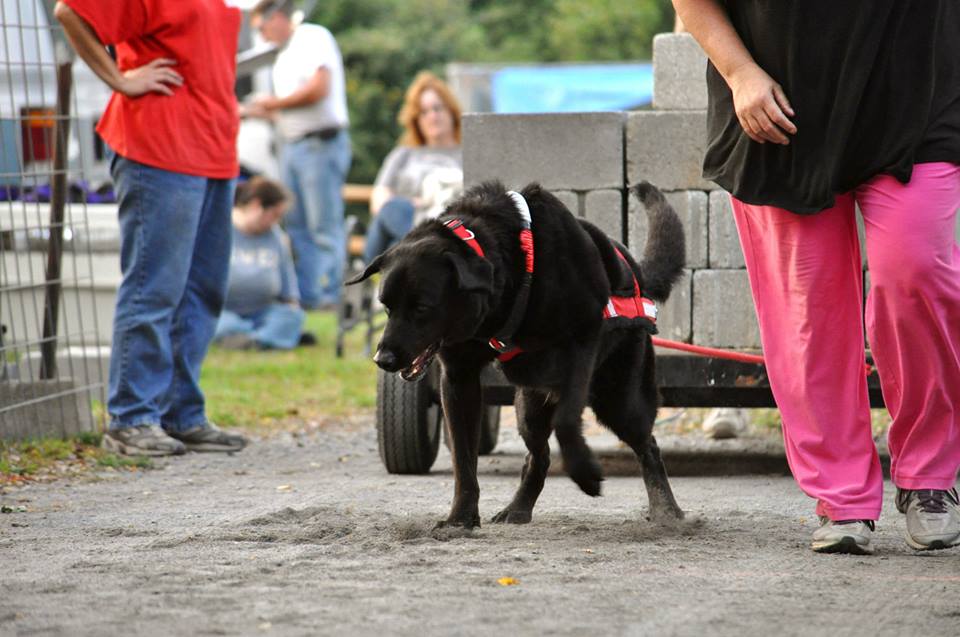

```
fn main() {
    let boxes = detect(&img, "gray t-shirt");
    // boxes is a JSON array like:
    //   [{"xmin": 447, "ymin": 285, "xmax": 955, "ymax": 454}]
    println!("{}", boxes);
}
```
[
  {"xmin": 224, "ymin": 226, "xmax": 298, "ymax": 316},
  {"xmin": 373, "ymin": 145, "xmax": 463, "ymax": 222}
]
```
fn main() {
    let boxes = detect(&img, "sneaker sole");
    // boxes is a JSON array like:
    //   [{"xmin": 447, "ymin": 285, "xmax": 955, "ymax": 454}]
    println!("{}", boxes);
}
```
[
  {"xmin": 903, "ymin": 533, "xmax": 960, "ymax": 551},
  {"xmin": 102, "ymin": 435, "xmax": 185, "ymax": 457},
  {"xmin": 812, "ymin": 536, "xmax": 875, "ymax": 555}
]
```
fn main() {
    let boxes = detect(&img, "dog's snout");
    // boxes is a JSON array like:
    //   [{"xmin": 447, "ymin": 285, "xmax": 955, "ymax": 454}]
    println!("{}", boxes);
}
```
[{"xmin": 373, "ymin": 347, "xmax": 400, "ymax": 372}]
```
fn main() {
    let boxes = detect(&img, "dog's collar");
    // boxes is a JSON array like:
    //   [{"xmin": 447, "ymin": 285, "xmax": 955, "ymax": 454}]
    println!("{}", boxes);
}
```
[{"xmin": 442, "ymin": 190, "xmax": 535, "ymax": 358}]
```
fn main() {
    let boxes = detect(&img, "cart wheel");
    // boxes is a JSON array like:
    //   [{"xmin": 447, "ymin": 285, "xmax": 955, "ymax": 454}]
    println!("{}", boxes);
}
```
[
  {"xmin": 478, "ymin": 404, "xmax": 500, "ymax": 455},
  {"xmin": 442, "ymin": 403, "xmax": 501, "ymax": 455},
  {"xmin": 376, "ymin": 366, "xmax": 442, "ymax": 474}
]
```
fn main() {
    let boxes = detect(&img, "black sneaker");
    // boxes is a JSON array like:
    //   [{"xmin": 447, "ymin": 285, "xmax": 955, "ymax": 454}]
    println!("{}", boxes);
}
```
[
  {"xmin": 167, "ymin": 423, "xmax": 248, "ymax": 453},
  {"xmin": 298, "ymin": 331, "xmax": 318, "ymax": 347},
  {"xmin": 102, "ymin": 424, "xmax": 186, "ymax": 457},
  {"xmin": 895, "ymin": 488, "xmax": 960, "ymax": 551}
]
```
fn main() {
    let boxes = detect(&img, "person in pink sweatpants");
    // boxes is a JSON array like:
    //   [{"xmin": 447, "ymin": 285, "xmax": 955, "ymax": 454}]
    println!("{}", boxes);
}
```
[{"xmin": 674, "ymin": 0, "xmax": 960, "ymax": 554}]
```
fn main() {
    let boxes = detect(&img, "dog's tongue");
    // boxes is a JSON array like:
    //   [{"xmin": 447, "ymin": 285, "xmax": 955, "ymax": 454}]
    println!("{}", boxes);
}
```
[{"xmin": 399, "ymin": 344, "xmax": 437, "ymax": 382}]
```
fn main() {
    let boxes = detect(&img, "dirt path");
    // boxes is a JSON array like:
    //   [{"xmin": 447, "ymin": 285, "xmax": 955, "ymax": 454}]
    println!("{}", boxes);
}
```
[{"xmin": 2, "ymin": 417, "xmax": 958, "ymax": 636}]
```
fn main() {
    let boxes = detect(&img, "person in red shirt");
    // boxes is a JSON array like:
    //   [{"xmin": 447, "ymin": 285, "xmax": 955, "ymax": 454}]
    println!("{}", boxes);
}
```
[{"xmin": 55, "ymin": 0, "xmax": 248, "ymax": 456}]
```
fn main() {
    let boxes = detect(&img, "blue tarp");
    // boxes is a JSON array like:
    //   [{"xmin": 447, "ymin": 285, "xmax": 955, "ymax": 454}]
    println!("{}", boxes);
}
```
[{"xmin": 491, "ymin": 63, "xmax": 653, "ymax": 114}]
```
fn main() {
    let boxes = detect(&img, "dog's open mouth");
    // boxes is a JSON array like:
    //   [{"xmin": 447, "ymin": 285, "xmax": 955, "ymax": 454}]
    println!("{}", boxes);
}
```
[{"xmin": 399, "ymin": 343, "xmax": 439, "ymax": 382}]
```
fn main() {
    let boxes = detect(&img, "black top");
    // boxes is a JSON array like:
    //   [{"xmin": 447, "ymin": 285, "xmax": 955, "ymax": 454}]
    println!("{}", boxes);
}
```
[{"xmin": 704, "ymin": 0, "xmax": 960, "ymax": 214}]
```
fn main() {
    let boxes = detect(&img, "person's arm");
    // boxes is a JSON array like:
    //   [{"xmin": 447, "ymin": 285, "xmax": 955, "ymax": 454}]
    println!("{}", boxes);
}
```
[
  {"xmin": 370, "ymin": 148, "xmax": 407, "ymax": 215},
  {"xmin": 254, "ymin": 67, "xmax": 330, "ymax": 112},
  {"xmin": 672, "ymin": 0, "xmax": 796, "ymax": 145},
  {"xmin": 277, "ymin": 231, "xmax": 301, "ymax": 306},
  {"xmin": 369, "ymin": 185, "xmax": 394, "ymax": 215},
  {"xmin": 54, "ymin": 2, "xmax": 183, "ymax": 97}
]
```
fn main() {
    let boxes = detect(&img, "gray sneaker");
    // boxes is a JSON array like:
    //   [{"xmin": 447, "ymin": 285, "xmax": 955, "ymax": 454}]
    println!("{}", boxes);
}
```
[
  {"xmin": 811, "ymin": 517, "xmax": 876, "ymax": 555},
  {"xmin": 895, "ymin": 488, "xmax": 960, "ymax": 551},
  {"xmin": 102, "ymin": 424, "xmax": 186, "ymax": 457},
  {"xmin": 167, "ymin": 423, "xmax": 248, "ymax": 453}
]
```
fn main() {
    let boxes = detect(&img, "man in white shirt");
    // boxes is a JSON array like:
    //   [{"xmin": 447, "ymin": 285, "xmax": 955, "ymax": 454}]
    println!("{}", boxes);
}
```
[{"xmin": 246, "ymin": 0, "xmax": 351, "ymax": 309}]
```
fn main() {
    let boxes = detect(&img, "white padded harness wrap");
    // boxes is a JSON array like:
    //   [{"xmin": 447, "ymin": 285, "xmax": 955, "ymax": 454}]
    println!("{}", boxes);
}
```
[{"xmin": 507, "ymin": 191, "xmax": 532, "ymax": 228}]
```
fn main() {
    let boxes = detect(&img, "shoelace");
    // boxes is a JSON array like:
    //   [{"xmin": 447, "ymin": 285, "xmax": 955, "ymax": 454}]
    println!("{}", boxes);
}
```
[{"xmin": 914, "ymin": 489, "xmax": 959, "ymax": 514}]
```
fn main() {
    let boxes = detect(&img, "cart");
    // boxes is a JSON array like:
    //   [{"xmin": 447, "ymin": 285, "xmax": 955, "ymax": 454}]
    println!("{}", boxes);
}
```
[{"xmin": 374, "ymin": 346, "xmax": 887, "ymax": 474}]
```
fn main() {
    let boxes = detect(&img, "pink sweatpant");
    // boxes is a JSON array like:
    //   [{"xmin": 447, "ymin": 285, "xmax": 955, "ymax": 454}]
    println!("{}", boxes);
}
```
[{"xmin": 731, "ymin": 162, "xmax": 960, "ymax": 521}]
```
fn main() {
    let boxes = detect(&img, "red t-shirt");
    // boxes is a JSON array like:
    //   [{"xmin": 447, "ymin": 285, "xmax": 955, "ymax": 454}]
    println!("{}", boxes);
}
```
[{"xmin": 64, "ymin": 0, "xmax": 241, "ymax": 179}]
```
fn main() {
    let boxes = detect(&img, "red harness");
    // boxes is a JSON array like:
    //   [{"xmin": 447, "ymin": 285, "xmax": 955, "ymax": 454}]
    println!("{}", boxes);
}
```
[{"xmin": 444, "ymin": 216, "xmax": 656, "ymax": 363}]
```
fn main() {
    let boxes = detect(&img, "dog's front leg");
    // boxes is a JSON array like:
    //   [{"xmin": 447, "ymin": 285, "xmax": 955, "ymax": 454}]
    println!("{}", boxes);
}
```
[{"xmin": 436, "ymin": 360, "xmax": 483, "ymax": 529}]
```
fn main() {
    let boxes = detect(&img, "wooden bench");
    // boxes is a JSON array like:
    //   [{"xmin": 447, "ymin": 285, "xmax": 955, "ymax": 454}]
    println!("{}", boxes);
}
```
[{"xmin": 342, "ymin": 183, "xmax": 373, "ymax": 257}]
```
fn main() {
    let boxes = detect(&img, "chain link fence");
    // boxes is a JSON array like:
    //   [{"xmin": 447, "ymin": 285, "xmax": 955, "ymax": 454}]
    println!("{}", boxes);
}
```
[{"xmin": 1, "ymin": 0, "xmax": 113, "ymax": 440}]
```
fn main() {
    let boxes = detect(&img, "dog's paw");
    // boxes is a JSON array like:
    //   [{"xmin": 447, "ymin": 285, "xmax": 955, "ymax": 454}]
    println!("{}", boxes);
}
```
[
  {"xmin": 565, "ymin": 453, "xmax": 604, "ymax": 497},
  {"xmin": 491, "ymin": 508, "xmax": 532, "ymax": 524},
  {"xmin": 434, "ymin": 512, "xmax": 481, "ymax": 531}
]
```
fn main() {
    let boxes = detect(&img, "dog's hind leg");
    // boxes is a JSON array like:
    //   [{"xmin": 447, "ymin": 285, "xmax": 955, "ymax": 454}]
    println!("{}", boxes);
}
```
[
  {"xmin": 552, "ymin": 330, "xmax": 605, "ymax": 497},
  {"xmin": 492, "ymin": 388, "xmax": 554, "ymax": 524},
  {"xmin": 591, "ymin": 336, "xmax": 684, "ymax": 520}
]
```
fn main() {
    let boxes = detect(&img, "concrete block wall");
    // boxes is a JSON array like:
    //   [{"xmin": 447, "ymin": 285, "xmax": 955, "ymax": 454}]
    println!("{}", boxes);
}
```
[{"xmin": 462, "ymin": 33, "xmax": 760, "ymax": 349}]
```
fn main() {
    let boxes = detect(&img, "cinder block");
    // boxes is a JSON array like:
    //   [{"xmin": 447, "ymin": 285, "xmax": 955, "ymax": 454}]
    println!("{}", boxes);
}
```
[
  {"xmin": 583, "ymin": 189, "xmax": 624, "ymax": 242},
  {"xmin": 626, "ymin": 110, "xmax": 717, "ymax": 191},
  {"xmin": 707, "ymin": 190, "xmax": 744, "ymax": 269},
  {"xmin": 0, "ymin": 380, "xmax": 94, "ymax": 441},
  {"xmin": 656, "ymin": 268, "xmax": 692, "ymax": 343},
  {"xmin": 552, "ymin": 190, "xmax": 581, "ymax": 216},
  {"xmin": 463, "ymin": 113, "xmax": 626, "ymax": 190},
  {"xmin": 653, "ymin": 33, "xmax": 708, "ymax": 111},
  {"xmin": 693, "ymin": 270, "xmax": 761, "ymax": 348},
  {"xmin": 628, "ymin": 190, "xmax": 708, "ymax": 269}
]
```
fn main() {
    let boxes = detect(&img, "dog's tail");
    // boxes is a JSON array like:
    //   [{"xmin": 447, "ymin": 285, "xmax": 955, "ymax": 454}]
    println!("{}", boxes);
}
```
[{"xmin": 633, "ymin": 182, "xmax": 685, "ymax": 302}]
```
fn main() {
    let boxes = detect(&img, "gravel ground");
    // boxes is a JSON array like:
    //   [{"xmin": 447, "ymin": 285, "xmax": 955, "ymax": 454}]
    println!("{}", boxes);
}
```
[{"xmin": 1, "ymin": 413, "xmax": 958, "ymax": 637}]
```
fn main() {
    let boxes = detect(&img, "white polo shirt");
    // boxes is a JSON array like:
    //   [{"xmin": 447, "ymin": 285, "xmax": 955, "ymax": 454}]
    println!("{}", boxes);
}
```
[{"xmin": 272, "ymin": 23, "xmax": 349, "ymax": 142}]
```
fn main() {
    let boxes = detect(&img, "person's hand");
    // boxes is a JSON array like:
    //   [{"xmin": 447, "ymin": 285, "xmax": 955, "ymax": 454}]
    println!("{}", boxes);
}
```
[
  {"xmin": 727, "ymin": 62, "xmax": 796, "ymax": 145},
  {"xmin": 118, "ymin": 58, "xmax": 183, "ymax": 97},
  {"xmin": 253, "ymin": 95, "xmax": 281, "ymax": 112},
  {"xmin": 239, "ymin": 101, "xmax": 270, "ymax": 119}
]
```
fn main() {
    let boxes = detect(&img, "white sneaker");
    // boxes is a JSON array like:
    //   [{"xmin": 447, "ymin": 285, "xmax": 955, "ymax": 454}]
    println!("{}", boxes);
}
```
[
  {"xmin": 811, "ymin": 517, "xmax": 876, "ymax": 555},
  {"xmin": 702, "ymin": 408, "xmax": 748, "ymax": 440},
  {"xmin": 895, "ymin": 488, "xmax": 960, "ymax": 551}
]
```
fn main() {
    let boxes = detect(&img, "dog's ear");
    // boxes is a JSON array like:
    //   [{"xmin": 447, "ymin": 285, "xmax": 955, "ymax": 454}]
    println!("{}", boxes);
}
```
[
  {"xmin": 445, "ymin": 251, "xmax": 494, "ymax": 294},
  {"xmin": 345, "ymin": 253, "xmax": 387, "ymax": 285}
]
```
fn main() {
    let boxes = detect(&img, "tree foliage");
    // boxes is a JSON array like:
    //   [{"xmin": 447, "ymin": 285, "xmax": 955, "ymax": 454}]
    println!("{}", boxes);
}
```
[{"xmin": 308, "ymin": 0, "xmax": 673, "ymax": 184}]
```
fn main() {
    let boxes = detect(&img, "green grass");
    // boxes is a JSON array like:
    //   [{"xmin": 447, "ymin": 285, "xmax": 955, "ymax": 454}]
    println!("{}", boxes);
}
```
[
  {"xmin": 0, "ymin": 435, "xmax": 149, "ymax": 483},
  {"xmin": 199, "ymin": 310, "xmax": 379, "ymax": 429}
]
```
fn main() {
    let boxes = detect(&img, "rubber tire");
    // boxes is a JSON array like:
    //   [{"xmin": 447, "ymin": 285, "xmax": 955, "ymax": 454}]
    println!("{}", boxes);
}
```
[
  {"xmin": 478, "ymin": 404, "xmax": 501, "ymax": 456},
  {"xmin": 442, "ymin": 403, "xmax": 501, "ymax": 456},
  {"xmin": 376, "ymin": 366, "xmax": 442, "ymax": 474}
]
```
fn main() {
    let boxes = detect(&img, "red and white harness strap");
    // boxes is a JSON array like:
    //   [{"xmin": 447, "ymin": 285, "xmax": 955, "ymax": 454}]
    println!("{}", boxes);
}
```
[
  {"xmin": 443, "ymin": 219, "xmax": 485, "ymax": 257},
  {"xmin": 602, "ymin": 248, "xmax": 659, "ymax": 325}
]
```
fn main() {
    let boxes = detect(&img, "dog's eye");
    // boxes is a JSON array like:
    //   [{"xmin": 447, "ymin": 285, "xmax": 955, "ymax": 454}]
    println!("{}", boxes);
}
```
[{"xmin": 415, "ymin": 304, "xmax": 433, "ymax": 317}]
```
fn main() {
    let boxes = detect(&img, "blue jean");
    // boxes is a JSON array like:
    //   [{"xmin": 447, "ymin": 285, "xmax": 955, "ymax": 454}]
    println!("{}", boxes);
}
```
[
  {"xmin": 363, "ymin": 197, "xmax": 415, "ymax": 263},
  {"xmin": 214, "ymin": 304, "xmax": 305, "ymax": 350},
  {"xmin": 107, "ymin": 153, "xmax": 234, "ymax": 433},
  {"xmin": 280, "ymin": 130, "xmax": 352, "ymax": 308}
]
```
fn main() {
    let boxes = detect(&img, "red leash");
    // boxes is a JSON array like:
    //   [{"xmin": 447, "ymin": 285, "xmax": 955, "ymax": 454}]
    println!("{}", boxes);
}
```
[{"xmin": 651, "ymin": 337, "xmax": 875, "ymax": 376}]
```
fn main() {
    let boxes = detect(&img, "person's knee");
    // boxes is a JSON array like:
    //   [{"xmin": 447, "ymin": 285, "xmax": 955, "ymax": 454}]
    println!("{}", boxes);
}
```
[{"xmin": 870, "ymin": 251, "xmax": 942, "ymax": 292}]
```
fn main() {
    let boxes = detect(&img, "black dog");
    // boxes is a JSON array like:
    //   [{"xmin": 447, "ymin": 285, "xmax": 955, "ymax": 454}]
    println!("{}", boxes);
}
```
[{"xmin": 350, "ymin": 181, "xmax": 686, "ymax": 528}]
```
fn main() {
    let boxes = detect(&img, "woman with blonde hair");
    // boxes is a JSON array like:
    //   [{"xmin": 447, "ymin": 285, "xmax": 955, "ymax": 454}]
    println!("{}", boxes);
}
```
[{"xmin": 363, "ymin": 71, "xmax": 464, "ymax": 263}]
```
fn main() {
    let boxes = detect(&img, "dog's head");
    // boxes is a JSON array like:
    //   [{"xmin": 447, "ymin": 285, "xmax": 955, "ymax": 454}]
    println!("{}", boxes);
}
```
[{"xmin": 347, "ymin": 231, "xmax": 494, "ymax": 381}]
